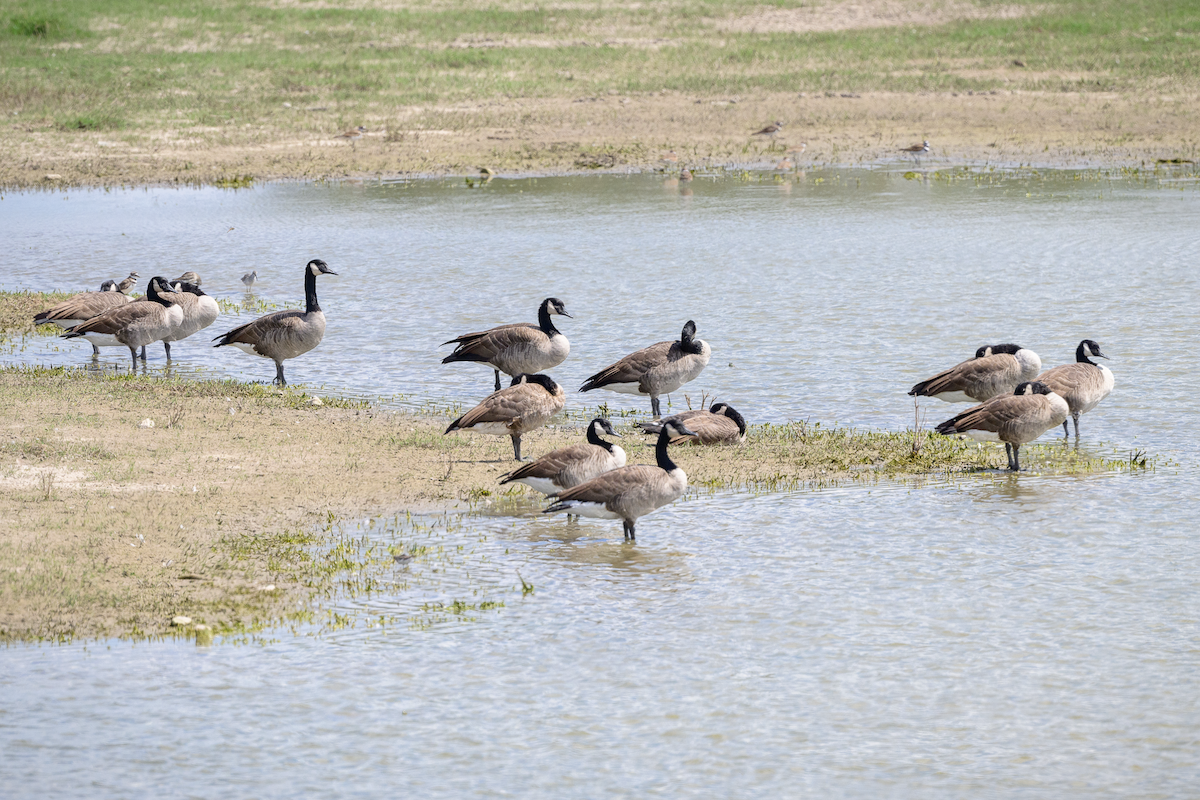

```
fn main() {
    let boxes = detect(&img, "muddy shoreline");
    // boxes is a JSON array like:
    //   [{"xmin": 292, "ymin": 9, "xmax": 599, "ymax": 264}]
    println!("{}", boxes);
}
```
[{"xmin": 4, "ymin": 91, "xmax": 1196, "ymax": 190}]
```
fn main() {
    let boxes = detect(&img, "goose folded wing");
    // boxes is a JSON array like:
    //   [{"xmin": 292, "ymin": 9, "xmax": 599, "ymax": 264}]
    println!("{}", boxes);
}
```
[
  {"xmin": 552, "ymin": 465, "xmax": 663, "ymax": 504},
  {"xmin": 502, "ymin": 443, "xmax": 593, "ymax": 481},
  {"xmin": 444, "ymin": 322, "xmax": 539, "ymax": 351},
  {"xmin": 582, "ymin": 341, "xmax": 673, "ymax": 388},
  {"xmin": 912, "ymin": 353, "xmax": 1014, "ymax": 395}
]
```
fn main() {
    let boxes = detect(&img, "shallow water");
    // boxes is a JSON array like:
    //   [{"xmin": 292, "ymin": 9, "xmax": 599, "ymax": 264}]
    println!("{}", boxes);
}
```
[{"xmin": 3, "ymin": 168, "xmax": 1200, "ymax": 797}]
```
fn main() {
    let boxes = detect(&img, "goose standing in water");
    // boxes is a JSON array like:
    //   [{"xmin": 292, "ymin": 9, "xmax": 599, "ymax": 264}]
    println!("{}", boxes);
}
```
[
  {"xmin": 34, "ymin": 273, "xmax": 142, "ymax": 356},
  {"xmin": 1036, "ymin": 339, "xmax": 1114, "ymax": 438},
  {"xmin": 212, "ymin": 259, "xmax": 337, "ymax": 386},
  {"xmin": 638, "ymin": 401, "xmax": 747, "ymax": 445},
  {"xmin": 159, "ymin": 281, "xmax": 219, "ymax": 359},
  {"xmin": 499, "ymin": 417, "xmax": 626, "ymax": 496},
  {"xmin": 934, "ymin": 381, "xmax": 1069, "ymax": 471},
  {"xmin": 579, "ymin": 320, "xmax": 711, "ymax": 418},
  {"xmin": 909, "ymin": 343, "xmax": 1042, "ymax": 403},
  {"xmin": 543, "ymin": 418, "xmax": 697, "ymax": 541},
  {"xmin": 442, "ymin": 298, "xmax": 571, "ymax": 391},
  {"xmin": 444, "ymin": 373, "xmax": 566, "ymax": 461},
  {"xmin": 62, "ymin": 277, "xmax": 182, "ymax": 368}
]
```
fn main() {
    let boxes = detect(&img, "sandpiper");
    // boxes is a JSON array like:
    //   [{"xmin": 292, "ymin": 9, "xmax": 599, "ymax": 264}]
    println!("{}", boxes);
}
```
[
  {"xmin": 241, "ymin": 270, "xmax": 258, "ymax": 290},
  {"xmin": 680, "ymin": 167, "xmax": 693, "ymax": 181},
  {"xmin": 752, "ymin": 121, "xmax": 784, "ymax": 137},
  {"xmin": 338, "ymin": 126, "xmax": 367, "ymax": 146},
  {"xmin": 901, "ymin": 139, "xmax": 930, "ymax": 165}
]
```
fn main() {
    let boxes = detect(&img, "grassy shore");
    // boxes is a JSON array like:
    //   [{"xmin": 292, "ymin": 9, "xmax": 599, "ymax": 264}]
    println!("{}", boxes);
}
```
[
  {"xmin": 0, "ymin": 344, "xmax": 1149, "ymax": 644},
  {"xmin": 1, "ymin": 0, "xmax": 1198, "ymax": 186}
]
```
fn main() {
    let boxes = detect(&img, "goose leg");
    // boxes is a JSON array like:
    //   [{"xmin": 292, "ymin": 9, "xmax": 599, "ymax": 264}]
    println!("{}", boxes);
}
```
[
  {"xmin": 138, "ymin": 345, "xmax": 147, "ymax": 361},
  {"xmin": 1072, "ymin": 413, "xmax": 1080, "ymax": 439},
  {"xmin": 1061, "ymin": 420, "xmax": 1069, "ymax": 437},
  {"xmin": 511, "ymin": 434, "xmax": 526, "ymax": 461},
  {"xmin": 622, "ymin": 520, "xmax": 636, "ymax": 541},
  {"xmin": 494, "ymin": 369, "xmax": 502, "ymax": 392},
  {"xmin": 163, "ymin": 341, "xmax": 172, "ymax": 361},
  {"xmin": 650, "ymin": 397, "xmax": 661, "ymax": 418},
  {"xmin": 274, "ymin": 362, "xmax": 287, "ymax": 386},
  {"xmin": 91, "ymin": 343, "xmax": 100, "ymax": 357},
  {"xmin": 1010, "ymin": 444, "xmax": 1021, "ymax": 472},
  {"xmin": 1004, "ymin": 442, "xmax": 1014, "ymax": 470},
  {"xmin": 128, "ymin": 346, "xmax": 138, "ymax": 370}
]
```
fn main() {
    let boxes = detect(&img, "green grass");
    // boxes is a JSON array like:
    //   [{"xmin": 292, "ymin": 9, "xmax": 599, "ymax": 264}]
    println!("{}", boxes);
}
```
[{"xmin": 0, "ymin": 0, "xmax": 1197, "ymax": 136}]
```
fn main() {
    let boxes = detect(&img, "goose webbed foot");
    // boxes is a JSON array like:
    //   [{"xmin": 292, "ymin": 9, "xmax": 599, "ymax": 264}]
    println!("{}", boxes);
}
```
[
  {"xmin": 1008, "ymin": 444, "xmax": 1022, "ymax": 472},
  {"xmin": 138, "ymin": 346, "xmax": 147, "ymax": 361},
  {"xmin": 273, "ymin": 363, "xmax": 288, "ymax": 387}
]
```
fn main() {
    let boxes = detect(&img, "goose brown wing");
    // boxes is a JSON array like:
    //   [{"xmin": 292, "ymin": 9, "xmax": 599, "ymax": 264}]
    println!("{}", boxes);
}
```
[
  {"xmin": 68, "ymin": 300, "xmax": 161, "ymax": 335},
  {"xmin": 638, "ymin": 408, "xmax": 709, "ymax": 434},
  {"xmin": 910, "ymin": 354, "xmax": 1017, "ymax": 397},
  {"xmin": 939, "ymin": 394, "xmax": 1036, "ymax": 436},
  {"xmin": 36, "ymin": 292, "xmax": 130, "ymax": 324},
  {"xmin": 213, "ymin": 309, "xmax": 305, "ymax": 347},
  {"xmin": 452, "ymin": 382, "xmax": 549, "ymax": 429},
  {"xmin": 443, "ymin": 323, "xmax": 544, "ymax": 362},
  {"xmin": 673, "ymin": 414, "xmax": 740, "ymax": 444},
  {"xmin": 581, "ymin": 341, "xmax": 672, "ymax": 390},
  {"xmin": 553, "ymin": 465, "xmax": 662, "ymax": 504},
  {"xmin": 501, "ymin": 443, "xmax": 595, "ymax": 482},
  {"xmin": 1037, "ymin": 364, "xmax": 1086, "ymax": 394}
]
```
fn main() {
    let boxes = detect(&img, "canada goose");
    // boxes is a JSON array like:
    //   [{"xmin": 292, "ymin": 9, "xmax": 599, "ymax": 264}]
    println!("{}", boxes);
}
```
[
  {"xmin": 159, "ymin": 281, "xmax": 219, "ymax": 359},
  {"xmin": 909, "ymin": 343, "xmax": 1042, "ymax": 403},
  {"xmin": 1036, "ymin": 339, "xmax": 1114, "ymax": 438},
  {"xmin": 34, "ymin": 273, "xmax": 140, "ymax": 329},
  {"xmin": 579, "ymin": 320, "xmax": 712, "ymax": 418},
  {"xmin": 543, "ymin": 419, "xmax": 697, "ymax": 540},
  {"xmin": 62, "ymin": 277, "xmax": 183, "ymax": 368},
  {"xmin": 444, "ymin": 373, "xmax": 566, "ymax": 461},
  {"xmin": 171, "ymin": 271, "xmax": 201, "ymax": 286},
  {"xmin": 241, "ymin": 270, "xmax": 257, "ymax": 290},
  {"xmin": 638, "ymin": 401, "xmax": 747, "ymax": 445},
  {"xmin": 211, "ymin": 259, "xmax": 337, "ymax": 386},
  {"xmin": 752, "ymin": 121, "xmax": 784, "ymax": 137},
  {"xmin": 499, "ymin": 417, "xmax": 626, "ymax": 495},
  {"xmin": 934, "ymin": 381, "xmax": 1069, "ymax": 471},
  {"xmin": 442, "ymin": 297, "xmax": 571, "ymax": 391}
]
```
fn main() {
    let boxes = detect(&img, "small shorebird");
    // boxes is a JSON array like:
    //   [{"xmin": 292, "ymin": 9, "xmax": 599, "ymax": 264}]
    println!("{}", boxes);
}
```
[
  {"xmin": 901, "ymin": 139, "xmax": 930, "ymax": 164},
  {"xmin": 680, "ymin": 167, "xmax": 693, "ymax": 182},
  {"xmin": 660, "ymin": 151, "xmax": 680, "ymax": 165},
  {"xmin": 752, "ymin": 121, "xmax": 784, "ymax": 137},
  {"xmin": 338, "ymin": 126, "xmax": 366, "ymax": 146},
  {"xmin": 241, "ymin": 270, "xmax": 258, "ymax": 290},
  {"xmin": 775, "ymin": 157, "xmax": 793, "ymax": 171}
]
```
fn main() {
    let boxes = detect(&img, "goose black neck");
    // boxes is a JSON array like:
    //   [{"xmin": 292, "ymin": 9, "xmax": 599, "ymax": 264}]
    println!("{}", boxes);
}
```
[
  {"xmin": 305, "ymin": 268, "xmax": 321, "ymax": 313},
  {"xmin": 586, "ymin": 423, "xmax": 615, "ymax": 453},
  {"xmin": 537, "ymin": 301, "xmax": 560, "ymax": 336},
  {"xmin": 655, "ymin": 427, "xmax": 680, "ymax": 472},
  {"xmin": 727, "ymin": 408, "xmax": 747, "ymax": 436},
  {"xmin": 1075, "ymin": 342, "xmax": 1095, "ymax": 366},
  {"xmin": 147, "ymin": 281, "xmax": 171, "ymax": 306}
]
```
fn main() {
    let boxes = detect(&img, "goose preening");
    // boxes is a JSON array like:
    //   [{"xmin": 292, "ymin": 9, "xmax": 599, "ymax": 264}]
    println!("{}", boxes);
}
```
[
  {"xmin": 934, "ymin": 381, "xmax": 1069, "ymax": 471},
  {"xmin": 212, "ymin": 258, "xmax": 337, "ymax": 386},
  {"xmin": 909, "ymin": 343, "xmax": 1042, "ymax": 403},
  {"xmin": 543, "ymin": 418, "xmax": 697, "ymax": 541},
  {"xmin": 444, "ymin": 373, "xmax": 566, "ymax": 461},
  {"xmin": 160, "ymin": 281, "xmax": 220, "ymax": 359},
  {"xmin": 637, "ymin": 401, "xmax": 747, "ymax": 445},
  {"xmin": 34, "ymin": 273, "xmax": 141, "ymax": 355},
  {"xmin": 1036, "ymin": 339, "xmax": 1114, "ymax": 438},
  {"xmin": 62, "ymin": 277, "xmax": 182, "ymax": 368},
  {"xmin": 579, "ymin": 320, "xmax": 711, "ymax": 418},
  {"xmin": 241, "ymin": 270, "xmax": 258, "ymax": 290},
  {"xmin": 498, "ymin": 417, "xmax": 626, "ymax": 496},
  {"xmin": 441, "ymin": 297, "xmax": 571, "ymax": 392}
]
